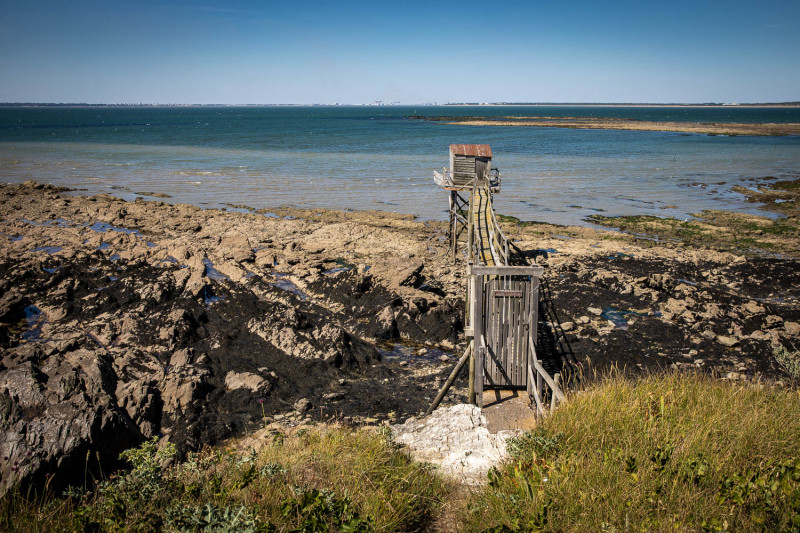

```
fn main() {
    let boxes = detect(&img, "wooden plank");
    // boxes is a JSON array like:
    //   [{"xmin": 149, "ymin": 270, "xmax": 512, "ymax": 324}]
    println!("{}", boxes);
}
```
[
  {"xmin": 485, "ymin": 279, "xmax": 496, "ymax": 383},
  {"xmin": 533, "ymin": 359, "xmax": 566, "ymax": 402},
  {"xmin": 523, "ymin": 279, "xmax": 532, "ymax": 388},
  {"xmin": 476, "ymin": 340, "xmax": 484, "ymax": 407},
  {"xmin": 519, "ymin": 278, "xmax": 527, "ymax": 386},
  {"xmin": 474, "ymin": 273, "xmax": 484, "ymax": 406},
  {"xmin": 532, "ymin": 286, "xmax": 539, "ymax": 357},
  {"xmin": 506, "ymin": 277, "xmax": 513, "ymax": 386},
  {"xmin": 472, "ymin": 266, "xmax": 544, "ymax": 276},
  {"xmin": 516, "ymin": 278, "xmax": 526, "ymax": 386},
  {"xmin": 494, "ymin": 290, "xmax": 523, "ymax": 297},
  {"xmin": 526, "ymin": 340, "xmax": 533, "ymax": 400}
]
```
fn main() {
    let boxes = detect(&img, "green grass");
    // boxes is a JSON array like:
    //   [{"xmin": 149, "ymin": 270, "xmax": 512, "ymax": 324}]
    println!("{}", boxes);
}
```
[
  {"xmin": 0, "ymin": 427, "xmax": 448, "ymax": 533},
  {"xmin": 4, "ymin": 375, "xmax": 800, "ymax": 532},
  {"xmin": 462, "ymin": 372, "xmax": 800, "ymax": 533}
]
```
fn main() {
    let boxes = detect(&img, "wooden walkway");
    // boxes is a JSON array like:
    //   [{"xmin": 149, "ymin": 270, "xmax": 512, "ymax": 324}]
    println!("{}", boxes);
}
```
[
  {"xmin": 431, "ymin": 170, "xmax": 565, "ymax": 415},
  {"xmin": 470, "ymin": 179, "xmax": 508, "ymax": 268}
]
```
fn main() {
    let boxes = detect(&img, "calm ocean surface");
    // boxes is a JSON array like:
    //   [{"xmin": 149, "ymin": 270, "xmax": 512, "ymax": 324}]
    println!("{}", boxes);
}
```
[{"xmin": 1, "ymin": 105, "xmax": 799, "ymax": 226}]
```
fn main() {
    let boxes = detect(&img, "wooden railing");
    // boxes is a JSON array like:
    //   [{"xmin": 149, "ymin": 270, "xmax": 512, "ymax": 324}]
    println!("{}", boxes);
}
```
[
  {"xmin": 482, "ymin": 180, "xmax": 510, "ymax": 266},
  {"xmin": 434, "ymin": 168, "xmax": 501, "ymax": 189},
  {"xmin": 527, "ymin": 331, "xmax": 566, "ymax": 414}
]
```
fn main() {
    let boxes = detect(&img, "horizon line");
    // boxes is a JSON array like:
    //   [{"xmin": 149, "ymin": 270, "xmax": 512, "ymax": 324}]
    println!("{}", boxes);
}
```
[{"xmin": 2, "ymin": 101, "xmax": 800, "ymax": 108}]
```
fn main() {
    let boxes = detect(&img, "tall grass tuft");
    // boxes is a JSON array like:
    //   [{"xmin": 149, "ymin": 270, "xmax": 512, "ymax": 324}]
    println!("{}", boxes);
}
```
[{"xmin": 464, "ymin": 372, "xmax": 800, "ymax": 532}]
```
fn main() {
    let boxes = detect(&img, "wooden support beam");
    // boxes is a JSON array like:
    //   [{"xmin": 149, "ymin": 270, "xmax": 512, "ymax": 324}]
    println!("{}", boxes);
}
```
[
  {"xmin": 425, "ymin": 343, "xmax": 473, "ymax": 416},
  {"xmin": 528, "ymin": 365, "xmax": 544, "ymax": 415},
  {"xmin": 476, "ymin": 336, "xmax": 485, "ymax": 407},
  {"xmin": 474, "ymin": 275, "xmax": 484, "ymax": 407},
  {"xmin": 468, "ymin": 346, "xmax": 476, "ymax": 405},
  {"xmin": 533, "ymin": 360, "xmax": 565, "ymax": 403}
]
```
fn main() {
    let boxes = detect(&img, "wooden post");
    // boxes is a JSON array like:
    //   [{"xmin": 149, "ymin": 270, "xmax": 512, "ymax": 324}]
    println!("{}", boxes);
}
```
[
  {"xmin": 551, "ymin": 373, "xmax": 561, "ymax": 410},
  {"xmin": 476, "ymin": 339, "xmax": 484, "ymax": 407},
  {"xmin": 449, "ymin": 191, "xmax": 457, "ymax": 262},
  {"xmin": 468, "ymin": 345, "xmax": 476, "ymax": 405},
  {"xmin": 467, "ymin": 264, "xmax": 475, "ymax": 403},
  {"xmin": 474, "ymin": 275, "xmax": 484, "ymax": 407}
]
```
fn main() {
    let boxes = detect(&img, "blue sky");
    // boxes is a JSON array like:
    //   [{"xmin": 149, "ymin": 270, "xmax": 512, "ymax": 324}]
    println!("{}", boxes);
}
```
[{"xmin": 0, "ymin": 0, "xmax": 798, "ymax": 104}]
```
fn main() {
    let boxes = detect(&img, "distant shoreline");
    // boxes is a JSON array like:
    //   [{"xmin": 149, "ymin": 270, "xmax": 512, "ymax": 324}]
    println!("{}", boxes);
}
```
[{"xmin": 443, "ymin": 103, "xmax": 800, "ymax": 109}]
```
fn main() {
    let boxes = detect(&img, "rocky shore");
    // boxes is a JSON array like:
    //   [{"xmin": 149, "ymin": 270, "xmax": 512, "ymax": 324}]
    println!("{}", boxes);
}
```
[{"xmin": 1, "ymin": 181, "xmax": 799, "ymax": 493}]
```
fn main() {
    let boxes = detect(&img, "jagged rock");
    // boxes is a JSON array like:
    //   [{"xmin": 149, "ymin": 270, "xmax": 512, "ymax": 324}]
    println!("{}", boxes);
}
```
[
  {"xmin": 742, "ymin": 301, "xmax": 766, "ymax": 315},
  {"xmin": 373, "ymin": 306, "xmax": 399, "ymax": 339},
  {"xmin": 765, "ymin": 315, "xmax": 783, "ymax": 328},
  {"xmin": 294, "ymin": 398, "xmax": 312, "ymax": 412},
  {"xmin": 588, "ymin": 307, "xmax": 602, "ymax": 315},
  {"xmin": 701, "ymin": 330, "xmax": 717, "ymax": 340},
  {"xmin": 0, "ymin": 351, "xmax": 139, "ymax": 495},
  {"xmin": 785, "ymin": 322, "xmax": 800, "ymax": 337},
  {"xmin": 700, "ymin": 303, "xmax": 723, "ymax": 320},
  {"xmin": 661, "ymin": 298, "xmax": 689, "ymax": 316},
  {"xmin": 391, "ymin": 404, "xmax": 517, "ymax": 485},
  {"xmin": 561, "ymin": 321, "xmax": 575, "ymax": 332},
  {"xmin": 750, "ymin": 330, "xmax": 771, "ymax": 341},
  {"xmin": 322, "ymin": 392, "xmax": 344, "ymax": 401},
  {"xmin": 161, "ymin": 371, "xmax": 207, "ymax": 415},
  {"xmin": 590, "ymin": 269, "xmax": 619, "ymax": 289},
  {"xmin": 647, "ymin": 273, "xmax": 675, "ymax": 292},
  {"xmin": 717, "ymin": 336, "xmax": 739, "ymax": 347},
  {"xmin": 220, "ymin": 230, "xmax": 254, "ymax": 263},
  {"xmin": 225, "ymin": 371, "xmax": 269, "ymax": 393}
]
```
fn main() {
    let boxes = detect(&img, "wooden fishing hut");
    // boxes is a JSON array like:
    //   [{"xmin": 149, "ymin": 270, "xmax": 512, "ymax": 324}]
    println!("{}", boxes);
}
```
[
  {"xmin": 434, "ymin": 144, "xmax": 501, "ymax": 261},
  {"xmin": 434, "ymin": 144, "xmax": 500, "ymax": 190}
]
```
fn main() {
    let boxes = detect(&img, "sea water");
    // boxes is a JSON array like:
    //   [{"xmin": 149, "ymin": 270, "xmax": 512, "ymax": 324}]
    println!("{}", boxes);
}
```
[{"xmin": 0, "ymin": 105, "xmax": 798, "ymax": 226}]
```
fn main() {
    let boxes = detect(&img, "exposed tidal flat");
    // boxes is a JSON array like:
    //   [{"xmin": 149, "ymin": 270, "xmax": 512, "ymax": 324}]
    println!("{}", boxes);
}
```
[
  {"xmin": 417, "ymin": 114, "xmax": 800, "ymax": 136},
  {"xmin": 1, "ymin": 179, "xmax": 800, "ymax": 531}
]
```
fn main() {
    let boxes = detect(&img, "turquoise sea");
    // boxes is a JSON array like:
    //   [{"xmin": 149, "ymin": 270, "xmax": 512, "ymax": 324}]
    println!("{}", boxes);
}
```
[{"xmin": 0, "ymin": 105, "xmax": 798, "ymax": 226}]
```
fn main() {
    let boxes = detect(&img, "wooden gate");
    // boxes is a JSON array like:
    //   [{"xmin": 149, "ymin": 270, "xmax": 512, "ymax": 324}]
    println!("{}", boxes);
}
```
[
  {"xmin": 469, "ymin": 265, "xmax": 545, "ymax": 406},
  {"xmin": 483, "ymin": 276, "xmax": 538, "ymax": 388}
]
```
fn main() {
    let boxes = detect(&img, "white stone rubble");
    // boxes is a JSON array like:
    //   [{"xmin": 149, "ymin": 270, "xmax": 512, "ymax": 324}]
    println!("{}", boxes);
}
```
[{"xmin": 391, "ymin": 404, "xmax": 519, "ymax": 485}]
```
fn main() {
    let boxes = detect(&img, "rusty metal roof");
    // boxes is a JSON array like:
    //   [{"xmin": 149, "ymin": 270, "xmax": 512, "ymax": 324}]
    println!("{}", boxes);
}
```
[{"xmin": 449, "ymin": 144, "xmax": 492, "ymax": 158}]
